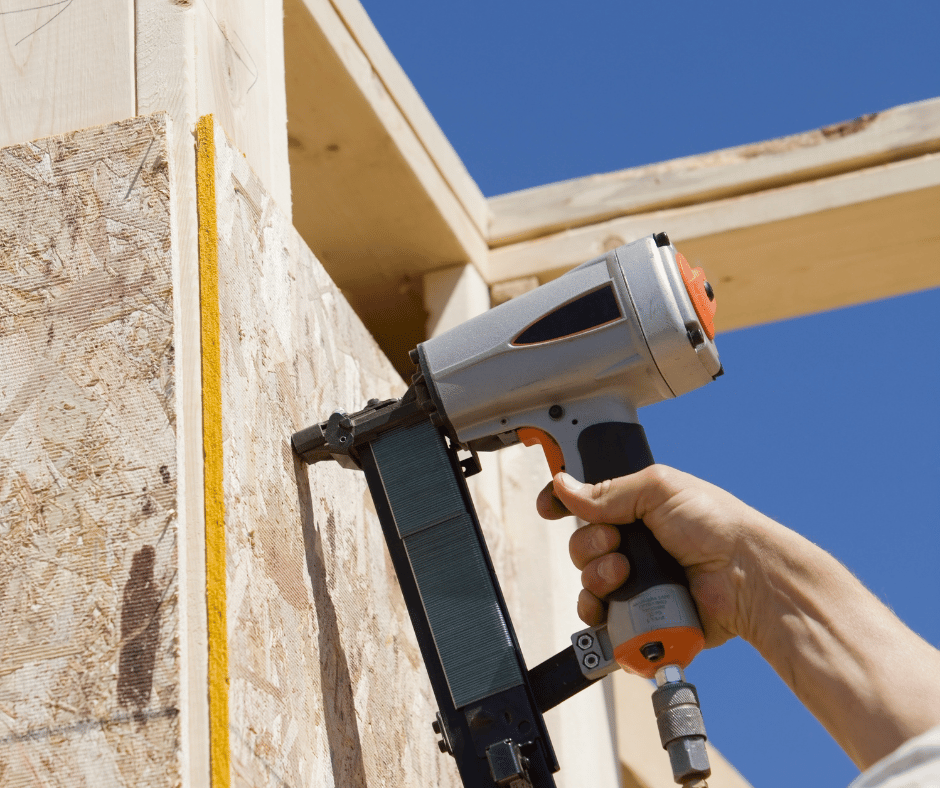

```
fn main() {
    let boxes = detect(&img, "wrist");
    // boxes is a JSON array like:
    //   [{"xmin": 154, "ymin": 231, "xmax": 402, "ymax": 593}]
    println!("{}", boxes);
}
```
[{"xmin": 729, "ymin": 509, "xmax": 805, "ymax": 650}]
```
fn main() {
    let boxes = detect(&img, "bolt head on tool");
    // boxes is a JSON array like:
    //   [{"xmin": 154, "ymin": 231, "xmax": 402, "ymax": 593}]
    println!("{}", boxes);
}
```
[{"xmin": 655, "ymin": 665, "xmax": 686, "ymax": 686}]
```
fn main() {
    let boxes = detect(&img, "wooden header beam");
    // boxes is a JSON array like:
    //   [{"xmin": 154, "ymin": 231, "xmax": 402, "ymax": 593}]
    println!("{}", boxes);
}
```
[
  {"xmin": 487, "ymin": 98, "xmax": 940, "ymax": 247},
  {"xmin": 284, "ymin": 0, "xmax": 489, "ymax": 282},
  {"xmin": 486, "ymin": 154, "xmax": 940, "ymax": 332},
  {"xmin": 283, "ymin": 0, "xmax": 491, "ymax": 367}
]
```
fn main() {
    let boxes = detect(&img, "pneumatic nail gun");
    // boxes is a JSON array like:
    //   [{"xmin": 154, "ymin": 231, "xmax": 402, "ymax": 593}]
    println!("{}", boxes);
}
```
[{"xmin": 293, "ymin": 232, "xmax": 722, "ymax": 788}]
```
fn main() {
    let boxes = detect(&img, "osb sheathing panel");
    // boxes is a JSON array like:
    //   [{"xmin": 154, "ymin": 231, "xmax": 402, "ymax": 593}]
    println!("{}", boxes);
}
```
[
  {"xmin": 210, "ymin": 123, "xmax": 460, "ymax": 787},
  {"xmin": 0, "ymin": 116, "xmax": 179, "ymax": 785},
  {"xmin": 0, "ymin": 112, "xmax": 617, "ymax": 788}
]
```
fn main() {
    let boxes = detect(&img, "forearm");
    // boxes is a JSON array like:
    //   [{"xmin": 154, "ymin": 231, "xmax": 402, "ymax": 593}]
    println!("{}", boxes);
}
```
[{"xmin": 740, "ymin": 513, "xmax": 940, "ymax": 769}]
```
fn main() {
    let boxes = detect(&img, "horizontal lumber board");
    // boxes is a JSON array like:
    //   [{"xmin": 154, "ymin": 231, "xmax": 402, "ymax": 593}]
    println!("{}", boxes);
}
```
[
  {"xmin": 487, "ymin": 98, "xmax": 940, "ymax": 246},
  {"xmin": 486, "ymin": 154, "xmax": 940, "ymax": 332},
  {"xmin": 284, "ymin": 0, "xmax": 488, "ymax": 292}
]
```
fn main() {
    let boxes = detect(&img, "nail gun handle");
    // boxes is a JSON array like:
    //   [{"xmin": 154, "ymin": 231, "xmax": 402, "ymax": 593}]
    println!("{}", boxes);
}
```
[{"xmin": 577, "ymin": 423, "xmax": 705, "ymax": 678}]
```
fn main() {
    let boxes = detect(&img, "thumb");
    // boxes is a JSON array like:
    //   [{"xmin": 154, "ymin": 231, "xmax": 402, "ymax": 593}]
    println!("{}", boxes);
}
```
[{"xmin": 552, "ymin": 470, "xmax": 649, "ymax": 525}]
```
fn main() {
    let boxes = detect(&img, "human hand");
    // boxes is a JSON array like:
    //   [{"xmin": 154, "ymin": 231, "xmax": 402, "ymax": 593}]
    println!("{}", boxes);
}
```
[
  {"xmin": 540, "ymin": 465, "xmax": 940, "ymax": 768},
  {"xmin": 536, "ymin": 465, "xmax": 767, "ymax": 649}
]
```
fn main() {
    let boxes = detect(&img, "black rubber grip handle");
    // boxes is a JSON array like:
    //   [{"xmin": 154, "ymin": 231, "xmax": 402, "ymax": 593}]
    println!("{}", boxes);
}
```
[{"xmin": 577, "ymin": 423, "xmax": 689, "ymax": 601}]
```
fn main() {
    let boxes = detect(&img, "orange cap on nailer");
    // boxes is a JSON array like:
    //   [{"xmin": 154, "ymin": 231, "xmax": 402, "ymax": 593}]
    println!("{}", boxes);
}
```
[
  {"xmin": 614, "ymin": 627, "xmax": 705, "ymax": 679},
  {"xmin": 676, "ymin": 252, "xmax": 716, "ymax": 340}
]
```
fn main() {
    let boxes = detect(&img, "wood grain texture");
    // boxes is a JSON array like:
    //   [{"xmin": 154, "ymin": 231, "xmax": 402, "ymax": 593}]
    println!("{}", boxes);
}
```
[
  {"xmin": 134, "ymin": 0, "xmax": 291, "ymax": 219},
  {"xmin": 488, "ymin": 97, "xmax": 940, "ymax": 246},
  {"xmin": 0, "ymin": 115, "xmax": 180, "ymax": 786},
  {"xmin": 195, "ymin": 0, "xmax": 292, "ymax": 218},
  {"xmin": 0, "ymin": 0, "xmax": 135, "ymax": 149},
  {"xmin": 285, "ymin": 0, "xmax": 487, "ymax": 282},
  {"xmin": 327, "ymin": 0, "xmax": 490, "ymax": 238},
  {"xmin": 209, "ymin": 121, "xmax": 462, "ymax": 787},
  {"xmin": 136, "ymin": 4, "xmax": 212, "ymax": 784},
  {"xmin": 486, "ymin": 155, "xmax": 940, "ymax": 333}
]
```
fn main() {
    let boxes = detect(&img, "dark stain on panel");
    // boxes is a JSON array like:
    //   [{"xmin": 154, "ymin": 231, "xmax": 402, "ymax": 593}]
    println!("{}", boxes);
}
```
[{"xmin": 117, "ymin": 545, "xmax": 161, "ymax": 711}]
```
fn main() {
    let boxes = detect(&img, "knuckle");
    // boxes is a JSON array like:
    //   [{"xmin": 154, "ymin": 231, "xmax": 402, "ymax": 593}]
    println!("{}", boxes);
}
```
[
  {"xmin": 589, "ymin": 478, "xmax": 611, "ymax": 502},
  {"xmin": 643, "ymin": 463, "xmax": 676, "ymax": 494}
]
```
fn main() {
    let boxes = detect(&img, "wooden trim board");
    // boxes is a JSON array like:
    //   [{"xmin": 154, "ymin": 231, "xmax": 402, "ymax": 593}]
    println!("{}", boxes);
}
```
[
  {"xmin": 135, "ymin": 7, "xmax": 211, "ymax": 782},
  {"xmin": 487, "ymin": 97, "xmax": 940, "ymax": 246}
]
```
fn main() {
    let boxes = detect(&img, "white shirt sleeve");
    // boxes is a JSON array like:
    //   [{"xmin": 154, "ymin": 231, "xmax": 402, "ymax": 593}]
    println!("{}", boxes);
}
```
[{"xmin": 848, "ymin": 725, "xmax": 940, "ymax": 788}]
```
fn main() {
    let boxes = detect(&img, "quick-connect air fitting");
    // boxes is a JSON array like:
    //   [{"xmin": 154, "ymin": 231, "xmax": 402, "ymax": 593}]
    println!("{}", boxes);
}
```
[{"xmin": 651, "ymin": 666, "xmax": 710, "ymax": 787}]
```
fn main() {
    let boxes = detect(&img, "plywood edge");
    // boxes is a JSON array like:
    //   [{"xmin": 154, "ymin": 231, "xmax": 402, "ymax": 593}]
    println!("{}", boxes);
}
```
[
  {"xmin": 487, "ymin": 97, "xmax": 940, "ymax": 246},
  {"xmin": 327, "ymin": 0, "xmax": 491, "ymax": 237}
]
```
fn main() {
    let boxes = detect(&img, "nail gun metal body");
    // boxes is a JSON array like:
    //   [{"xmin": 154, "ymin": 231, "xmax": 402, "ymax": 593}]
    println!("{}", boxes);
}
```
[{"xmin": 293, "ymin": 233, "xmax": 721, "ymax": 787}]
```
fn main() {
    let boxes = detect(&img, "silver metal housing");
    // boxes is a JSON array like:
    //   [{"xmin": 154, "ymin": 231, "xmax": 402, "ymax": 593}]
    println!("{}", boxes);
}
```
[{"xmin": 418, "ymin": 235, "xmax": 721, "ymax": 480}]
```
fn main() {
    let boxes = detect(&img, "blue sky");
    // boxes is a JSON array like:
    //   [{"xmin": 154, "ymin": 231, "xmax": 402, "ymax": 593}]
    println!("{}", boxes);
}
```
[{"xmin": 359, "ymin": 3, "xmax": 940, "ymax": 786}]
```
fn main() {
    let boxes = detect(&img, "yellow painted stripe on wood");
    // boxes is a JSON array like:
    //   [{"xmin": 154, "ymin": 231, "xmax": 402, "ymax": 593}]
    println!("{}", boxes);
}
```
[{"xmin": 195, "ymin": 114, "xmax": 230, "ymax": 788}]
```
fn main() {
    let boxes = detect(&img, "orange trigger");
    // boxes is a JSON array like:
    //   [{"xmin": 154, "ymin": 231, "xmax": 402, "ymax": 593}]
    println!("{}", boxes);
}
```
[{"xmin": 518, "ymin": 428, "xmax": 566, "ymax": 477}]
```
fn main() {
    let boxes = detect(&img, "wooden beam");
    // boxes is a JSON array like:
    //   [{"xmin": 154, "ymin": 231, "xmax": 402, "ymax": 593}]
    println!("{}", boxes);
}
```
[
  {"xmin": 488, "ymin": 98, "xmax": 940, "ymax": 246},
  {"xmin": 486, "ymin": 154, "xmax": 940, "ymax": 332},
  {"xmin": 327, "ymin": 0, "xmax": 491, "ymax": 238},
  {"xmin": 282, "ymin": 0, "xmax": 494, "ymax": 376},
  {"xmin": 283, "ymin": 0, "xmax": 489, "ymax": 292},
  {"xmin": 192, "ymin": 0, "xmax": 292, "ymax": 217}
]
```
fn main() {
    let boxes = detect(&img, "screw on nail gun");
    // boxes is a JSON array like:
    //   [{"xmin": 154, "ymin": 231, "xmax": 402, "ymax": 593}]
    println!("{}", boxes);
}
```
[{"xmin": 293, "ymin": 233, "xmax": 721, "ymax": 788}]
